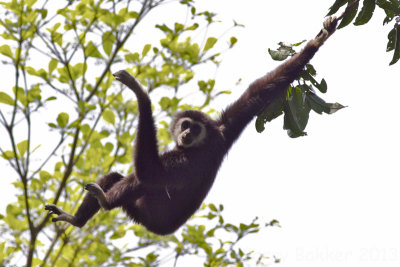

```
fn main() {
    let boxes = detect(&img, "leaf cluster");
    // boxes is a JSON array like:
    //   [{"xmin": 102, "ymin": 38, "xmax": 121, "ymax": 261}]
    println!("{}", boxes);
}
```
[
  {"xmin": 256, "ymin": 42, "xmax": 345, "ymax": 138},
  {"xmin": 327, "ymin": 0, "xmax": 400, "ymax": 65}
]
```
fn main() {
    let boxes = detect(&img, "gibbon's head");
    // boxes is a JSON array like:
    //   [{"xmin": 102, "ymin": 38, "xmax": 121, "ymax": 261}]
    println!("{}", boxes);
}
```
[{"xmin": 171, "ymin": 110, "xmax": 218, "ymax": 149}]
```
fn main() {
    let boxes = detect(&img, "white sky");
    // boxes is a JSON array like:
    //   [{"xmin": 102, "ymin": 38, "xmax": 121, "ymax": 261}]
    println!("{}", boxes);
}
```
[
  {"xmin": 1, "ymin": 0, "xmax": 400, "ymax": 266},
  {"xmin": 200, "ymin": 1, "xmax": 400, "ymax": 267}
]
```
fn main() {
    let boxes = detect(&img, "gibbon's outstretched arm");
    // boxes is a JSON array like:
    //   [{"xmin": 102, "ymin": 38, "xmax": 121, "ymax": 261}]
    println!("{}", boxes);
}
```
[{"xmin": 217, "ymin": 17, "xmax": 338, "ymax": 149}]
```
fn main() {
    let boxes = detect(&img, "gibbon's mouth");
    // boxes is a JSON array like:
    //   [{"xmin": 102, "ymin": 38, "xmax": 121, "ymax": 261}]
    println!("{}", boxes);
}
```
[{"xmin": 181, "ymin": 135, "xmax": 193, "ymax": 145}]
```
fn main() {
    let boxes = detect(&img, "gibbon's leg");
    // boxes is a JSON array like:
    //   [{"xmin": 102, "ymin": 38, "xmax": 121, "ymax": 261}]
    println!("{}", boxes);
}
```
[
  {"xmin": 85, "ymin": 176, "xmax": 144, "ymax": 210},
  {"xmin": 45, "ymin": 172, "xmax": 123, "ymax": 227}
]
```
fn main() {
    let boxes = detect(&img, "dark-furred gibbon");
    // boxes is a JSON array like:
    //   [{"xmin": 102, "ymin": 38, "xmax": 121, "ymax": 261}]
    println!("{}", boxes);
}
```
[{"xmin": 45, "ymin": 17, "xmax": 338, "ymax": 235}]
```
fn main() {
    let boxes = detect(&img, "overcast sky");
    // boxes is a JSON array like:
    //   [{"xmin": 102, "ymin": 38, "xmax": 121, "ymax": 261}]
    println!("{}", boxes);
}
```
[{"xmin": 1, "ymin": 1, "xmax": 400, "ymax": 266}]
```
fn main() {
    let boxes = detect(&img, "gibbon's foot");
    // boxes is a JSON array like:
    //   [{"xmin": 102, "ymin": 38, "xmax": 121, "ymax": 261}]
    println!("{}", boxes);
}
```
[
  {"xmin": 314, "ymin": 16, "xmax": 338, "ymax": 46},
  {"xmin": 84, "ymin": 182, "xmax": 103, "ymax": 195},
  {"xmin": 85, "ymin": 183, "xmax": 109, "ymax": 210},
  {"xmin": 45, "ymin": 204, "xmax": 77, "ymax": 225}
]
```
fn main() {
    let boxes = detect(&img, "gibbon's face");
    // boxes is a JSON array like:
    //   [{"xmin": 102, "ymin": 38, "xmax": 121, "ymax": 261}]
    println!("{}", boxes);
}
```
[{"xmin": 173, "ymin": 117, "xmax": 207, "ymax": 148}]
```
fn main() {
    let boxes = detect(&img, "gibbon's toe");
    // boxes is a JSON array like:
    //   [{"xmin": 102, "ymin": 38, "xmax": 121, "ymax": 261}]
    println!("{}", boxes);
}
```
[
  {"xmin": 45, "ymin": 204, "xmax": 60, "ymax": 215},
  {"xmin": 85, "ymin": 183, "xmax": 103, "ymax": 195}
]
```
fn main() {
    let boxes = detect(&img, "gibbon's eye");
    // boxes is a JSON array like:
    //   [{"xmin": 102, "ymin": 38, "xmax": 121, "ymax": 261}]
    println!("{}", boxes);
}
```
[
  {"xmin": 181, "ymin": 120, "xmax": 191, "ymax": 131},
  {"xmin": 191, "ymin": 124, "xmax": 201, "ymax": 136}
]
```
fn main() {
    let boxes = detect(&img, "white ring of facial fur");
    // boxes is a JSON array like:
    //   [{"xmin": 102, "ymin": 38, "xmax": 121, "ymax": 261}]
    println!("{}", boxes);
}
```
[{"xmin": 173, "ymin": 118, "xmax": 207, "ymax": 148}]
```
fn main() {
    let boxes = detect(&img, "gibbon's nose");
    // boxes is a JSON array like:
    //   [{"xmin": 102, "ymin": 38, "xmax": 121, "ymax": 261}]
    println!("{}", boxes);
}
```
[{"xmin": 181, "ymin": 132, "xmax": 193, "ymax": 145}]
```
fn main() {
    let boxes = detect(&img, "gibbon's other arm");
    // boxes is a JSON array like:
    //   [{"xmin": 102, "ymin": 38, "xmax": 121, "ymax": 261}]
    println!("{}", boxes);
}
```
[
  {"xmin": 217, "ymin": 17, "xmax": 338, "ymax": 149},
  {"xmin": 113, "ymin": 70, "xmax": 165, "ymax": 185}
]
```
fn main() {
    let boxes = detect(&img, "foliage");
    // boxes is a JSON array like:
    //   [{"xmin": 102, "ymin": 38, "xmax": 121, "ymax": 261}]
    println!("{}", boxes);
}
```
[
  {"xmin": 256, "ymin": 0, "xmax": 400, "ymax": 137},
  {"xmin": 0, "ymin": 0, "xmax": 275, "ymax": 266},
  {"xmin": 256, "ymin": 42, "xmax": 345, "ymax": 137},
  {"xmin": 327, "ymin": 0, "xmax": 400, "ymax": 65}
]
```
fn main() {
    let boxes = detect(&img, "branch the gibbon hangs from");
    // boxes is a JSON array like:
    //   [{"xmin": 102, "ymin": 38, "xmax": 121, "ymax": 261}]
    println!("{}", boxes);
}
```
[{"xmin": 45, "ymin": 17, "xmax": 338, "ymax": 235}]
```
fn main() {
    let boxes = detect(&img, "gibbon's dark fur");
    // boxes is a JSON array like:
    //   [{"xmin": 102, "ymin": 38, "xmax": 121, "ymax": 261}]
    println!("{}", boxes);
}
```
[{"xmin": 45, "ymin": 17, "xmax": 337, "ymax": 235}]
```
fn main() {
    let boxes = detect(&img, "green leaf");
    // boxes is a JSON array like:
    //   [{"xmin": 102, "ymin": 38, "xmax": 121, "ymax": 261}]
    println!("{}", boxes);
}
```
[
  {"xmin": 338, "ymin": 1, "xmax": 360, "ymax": 29},
  {"xmin": 17, "ymin": 140, "xmax": 29, "ymax": 158},
  {"xmin": 13, "ymin": 86, "xmax": 27, "ymax": 107},
  {"xmin": 71, "ymin": 63, "xmax": 87, "ymax": 80},
  {"xmin": 327, "ymin": 0, "xmax": 348, "ymax": 16},
  {"xmin": 283, "ymin": 87, "xmax": 311, "ymax": 138},
  {"xmin": 102, "ymin": 109, "xmax": 115, "ymax": 124},
  {"xmin": 209, "ymin": 204, "xmax": 217, "ymax": 212},
  {"xmin": 230, "ymin": 36, "xmax": 238, "ymax": 48},
  {"xmin": 306, "ymin": 64, "xmax": 317, "ymax": 76},
  {"xmin": 318, "ymin": 79, "xmax": 328, "ymax": 93},
  {"xmin": 268, "ymin": 48, "xmax": 290, "ymax": 61},
  {"xmin": 84, "ymin": 41, "xmax": 103, "ymax": 58},
  {"xmin": 27, "ymin": 67, "xmax": 47, "ymax": 79},
  {"xmin": 376, "ymin": 0, "xmax": 400, "ymax": 14},
  {"xmin": 125, "ymin": 52, "xmax": 140, "ymax": 63},
  {"xmin": 0, "ymin": 92, "xmax": 14, "ymax": 105},
  {"xmin": 156, "ymin": 24, "xmax": 173, "ymax": 34},
  {"xmin": 110, "ymin": 225, "xmax": 126, "ymax": 239},
  {"xmin": 389, "ymin": 25, "xmax": 400, "ymax": 65},
  {"xmin": 306, "ymin": 91, "xmax": 346, "ymax": 114},
  {"xmin": 1, "ymin": 150, "xmax": 15, "ymax": 160},
  {"xmin": 46, "ymin": 96, "xmax": 57, "ymax": 102},
  {"xmin": 142, "ymin": 44, "xmax": 151, "ymax": 57},
  {"xmin": 56, "ymin": 112, "xmax": 69, "ymax": 128},
  {"xmin": 159, "ymin": 97, "xmax": 171, "ymax": 110},
  {"xmin": 203, "ymin": 37, "xmax": 217, "ymax": 52},
  {"xmin": 4, "ymin": 204, "xmax": 26, "ymax": 231},
  {"xmin": 306, "ymin": 92, "xmax": 326, "ymax": 114},
  {"xmin": 255, "ymin": 94, "xmax": 285, "ymax": 133},
  {"xmin": 51, "ymin": 32, "xmax": 63, "ymax": 47},
  {"xmin": 48, "ymin": 58, "xmax": 58, "ymax": 73},
  {"xmin": 186, "ymin": 23, "xmax": 199, "ymax": 31},
  {"xmin": 354, "ymin": 0, "xmax": 376, "ymax": 25},
  {"xmin": 26, "ymin": 0, "xmax": 38, "ymax": 8},
  {"xmin": 174, "ymin": 22, "xmax": 184, "ymax": 33},
  {"xmin": 0, "ymin": 242, "xmax": 5, "ymax": 262},
  {"xmin": 39, "ymin": 170, "xmax": 52, "ymax": 182},
  {"xmin": 387, "ymin": 27, "xmax": 396, "ymax": 51},
  {"xmin": 102, "ymin": 32, "xmax": 115, "ymax": 56},
  {"xmin": 301, "ymin": 71, "xmax": 327, "ymax": 93},
  {"xmin": 128, "ymin": 11, "xmax": 139, "ymax": 19},
  {"xmin": 0, "ymin": 44, "xmax": 13, "ymax": 58},
  {"xmin": 37, "ymin": 8, "xmax": 47, "ymax": 19},
  {"xmin": 292, "ymin": 40, "xmax": 307, "ymax": 47},
  {"xmin": 27, "ymin": 85, "xmax": 42, "ymax": 102}
]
